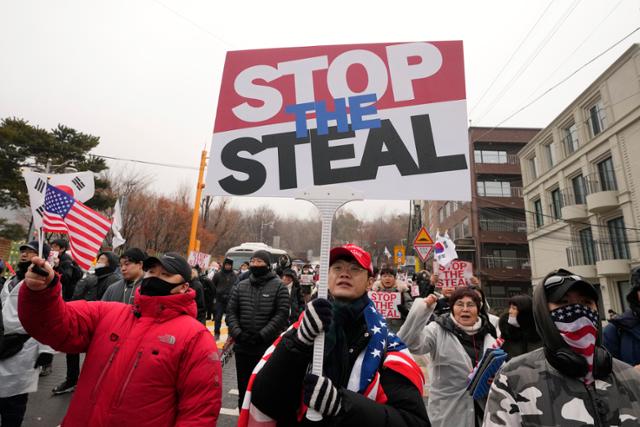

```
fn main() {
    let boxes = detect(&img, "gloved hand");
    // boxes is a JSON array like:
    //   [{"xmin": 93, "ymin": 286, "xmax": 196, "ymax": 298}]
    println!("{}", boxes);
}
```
[
  {"xmin": 34, "ymin": 352, "xmax": 53, "ymax": 369},
  {"xmin": 303, "ymin": 373, "xmax": 342, "ymax": 417},
  {"xmin": 296, "ymin": 298, "xmax": 332, "ymax": 346}
]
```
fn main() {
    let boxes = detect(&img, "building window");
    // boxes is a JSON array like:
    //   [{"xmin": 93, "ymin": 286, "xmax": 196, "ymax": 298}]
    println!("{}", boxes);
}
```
[
  {"xmin": 474, "ymin": 150, "xmax": 508, "ymax": 164},
  {"xmin": 477, "ymin": 181, "xmax": 512, "ymax": 197},
  {"xmin": 597, "ymin": 157, "xmax": 618, "ymax": 191},
  {"xmin": 462, "ymin": 217, "xmax": 470, "ymax": 237},
  {"xmin": 563, "ymin": 122, "xmax": 579, "ymax": 153},
  {"xmin": 579, "ymin": 228, "xmax": 596, "ymax": 265},
  {"xmin": 551, "ymin": 188, "xmax": 562, "ymax": 219},
  {"xmin": 618, "ymin": 280, "xmax": 631, "ymax": 311},
  {"xmin": 533, "ymin": 199, "xmax": 543, "ymax": 228},
  {"xmin": 607, "ymin": 216, "xmax": 629, "ymax": 259},
  {"xmin": 438, "ymin": 207, "xmax": 444, "ymax": 223},
  {"xmin": 572, "ymin": 174, "xmax": 586, "ymax": 204},
  {"xmin": 587, "ymin": 100, "xmax": 606, "ymax": 137},
  {"xmin": 545, "ymin": 142, "xmax": 558, "ymax": 167},
  {"xmin": 529, "ymin": 156, "xmax": 539, "ymax": 180}
]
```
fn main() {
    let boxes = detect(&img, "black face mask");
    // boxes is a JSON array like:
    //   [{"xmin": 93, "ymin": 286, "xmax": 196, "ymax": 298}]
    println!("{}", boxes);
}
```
[
  {"xmin": 250, "ymin": 265, "xmax": 270, "ymax": 277},
  {"xmin": 94, "ymin": 266, "xmax": 113, "ymax": 277},
  {"xmin": 139, "ymin": 276, "xmax": 176, "ymax": 296},
  {"xmin": 17, "ymin": 261, "xmax": 32, "ymax": 280}
]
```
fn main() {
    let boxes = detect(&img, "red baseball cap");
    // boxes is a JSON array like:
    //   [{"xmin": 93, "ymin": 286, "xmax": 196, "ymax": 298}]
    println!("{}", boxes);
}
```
[{"xmin": 329, "ymin": 244, "xmax": 374, "ymax": 276}]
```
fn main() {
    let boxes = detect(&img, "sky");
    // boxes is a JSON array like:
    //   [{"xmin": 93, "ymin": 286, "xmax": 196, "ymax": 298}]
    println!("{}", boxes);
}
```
[{"xmin": 2, "ymin": 0, "xmax": 639, "ymax": 220}]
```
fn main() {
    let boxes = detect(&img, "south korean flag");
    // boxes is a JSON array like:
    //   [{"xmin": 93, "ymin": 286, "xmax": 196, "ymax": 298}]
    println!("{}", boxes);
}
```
[{"xmin": 22, "ymin": 169, "xmax": 95, "ymax": 228}]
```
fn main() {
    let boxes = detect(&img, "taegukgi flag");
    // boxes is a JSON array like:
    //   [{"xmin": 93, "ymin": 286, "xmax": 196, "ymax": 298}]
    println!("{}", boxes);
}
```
[
  {"xmin": 22, "ymin": 169, "xmax": 95, "ymax": 228},
  {"xmin": 205, "ymin": 41, "xmax": 470, "ymax": 202}
]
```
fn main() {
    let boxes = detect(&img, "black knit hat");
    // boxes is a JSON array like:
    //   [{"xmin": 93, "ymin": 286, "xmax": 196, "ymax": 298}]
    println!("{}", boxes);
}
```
[
  {"xmin": 251, "ymin": 250, "xmax": 271, "ymax": 267},
  {"xmin": 120, "ymin": 248, "xmax": 148, "ymax": 264},
  {"xmin": 223, "ymin": 258, "xmax": 234, "ymax": 266}
]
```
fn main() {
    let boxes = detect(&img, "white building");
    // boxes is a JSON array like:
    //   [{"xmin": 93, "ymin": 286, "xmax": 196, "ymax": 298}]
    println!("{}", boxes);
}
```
[{"xmin": 519, "ymin": 44, "xmax": 640, "ymax": 313}]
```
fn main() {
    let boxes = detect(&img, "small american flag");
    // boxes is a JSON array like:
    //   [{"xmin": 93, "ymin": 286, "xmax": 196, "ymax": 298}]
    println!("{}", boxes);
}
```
[{"xmin": 42, "ymin": 184, "xmax": 111, "ymax": 270}]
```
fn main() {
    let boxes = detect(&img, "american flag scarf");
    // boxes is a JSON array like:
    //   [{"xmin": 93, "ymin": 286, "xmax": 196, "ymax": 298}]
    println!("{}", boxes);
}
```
[
  {"xmin": 238, "ymin": 300, "xmax": 424, "ymax": 426},
  {"xmin": 550, "ymin": 303, "xmax": 599, "ymax": 384}
]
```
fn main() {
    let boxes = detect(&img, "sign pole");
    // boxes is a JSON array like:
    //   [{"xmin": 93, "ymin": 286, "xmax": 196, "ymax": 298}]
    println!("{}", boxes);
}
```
[
  {"xmin": 297, "ymin": 185, "xmax": 361, "ymax": 421},
  {"xmin": 188, "ymin": 150, "xmax": 207, "ymax": 255}
]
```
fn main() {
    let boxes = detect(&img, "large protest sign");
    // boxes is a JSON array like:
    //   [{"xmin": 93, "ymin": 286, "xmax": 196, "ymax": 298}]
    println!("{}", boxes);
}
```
[
  {"xmin": 205, "ymin": 42, "xmax": 470, "ymax": 201},
  {"xmin": 368, "ymin": 291, "xmax": 401, "ymax": 319},
  {"xmin": 437, "ymin": 260, "xmax": 473, "ymax": 288}
]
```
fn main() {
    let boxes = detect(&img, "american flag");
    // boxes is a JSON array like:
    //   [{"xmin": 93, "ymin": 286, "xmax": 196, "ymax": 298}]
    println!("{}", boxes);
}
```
[
  {"xmin": 42, "ymin": 184, "xmax": 111, "ymax": 270},
  {"xmin": 551, "ymin": 303, "xmax": 598, "ymax": 384},
  {"xmin": 238, "ymin": 300, "xmax": 424, "ymax": 426}
]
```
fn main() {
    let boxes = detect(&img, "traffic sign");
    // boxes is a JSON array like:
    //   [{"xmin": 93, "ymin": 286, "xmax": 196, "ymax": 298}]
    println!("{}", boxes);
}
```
[
  {"xmin": 413, "ymin": 226, "xmax": 434, "ymax": 245},
  {"xmin": 393, "ymin": 245, "xmax": 405, "ymax": 266},
  {"xmin": 414, "ymin": 245, "xmax": 433, "ymax": 262}
]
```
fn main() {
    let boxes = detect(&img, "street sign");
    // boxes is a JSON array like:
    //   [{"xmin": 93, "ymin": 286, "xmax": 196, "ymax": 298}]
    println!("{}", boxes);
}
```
[
  {"xmin": 413, "ymin": 226, "xmax": 434, "ymax": 262},
  {"xmin": 414, "ymin": 245, "xmax": 433, "ymax": 262},
  {"xmin": 393, "ymin": 245, "xmax": 405, "ymax": 266},
  {"xmin": 413, "ymin": 226, "xmax": 434, "ymax": 245}
]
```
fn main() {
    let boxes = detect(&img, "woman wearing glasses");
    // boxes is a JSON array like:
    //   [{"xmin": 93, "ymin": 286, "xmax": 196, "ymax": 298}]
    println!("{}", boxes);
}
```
[{"xmin": 398, "ymin": 286, "xmax": 496, "ymax": 427}]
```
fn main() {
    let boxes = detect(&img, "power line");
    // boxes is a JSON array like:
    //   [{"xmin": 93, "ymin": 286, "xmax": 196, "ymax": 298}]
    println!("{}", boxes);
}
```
[
  {"xmin": 474, "ymin": 0, "xmax": 582, "ymax": 123},
  {"xmin": 94, "ymin": 154, "xmax": 199, "ymax": 170},
  {"xmin": 472, "ymin": 25, "xmax": 640, "ymax": 143},
  {"xmin": 468, "ymin": 0, "xmax": 555, "ymax": 115},
  {"xmin": 150, "ymin": 0, "xmax": 234, "ymax": 48}
]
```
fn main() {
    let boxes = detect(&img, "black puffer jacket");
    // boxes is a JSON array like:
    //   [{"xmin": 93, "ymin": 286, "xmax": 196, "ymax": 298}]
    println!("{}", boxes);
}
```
[
  {"xmin": 226, "ymin": 271, "xmax": 289, "ymax": 355},
  {"xmin": 213, "ymin": 269, "xmax": 237, "ymax": 302}
]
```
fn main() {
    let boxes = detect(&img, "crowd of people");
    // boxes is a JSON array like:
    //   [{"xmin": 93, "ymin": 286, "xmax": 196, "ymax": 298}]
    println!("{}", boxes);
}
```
[{"xmin": 1, "ymin": 239, "xmax": 640, "ymax": 426}]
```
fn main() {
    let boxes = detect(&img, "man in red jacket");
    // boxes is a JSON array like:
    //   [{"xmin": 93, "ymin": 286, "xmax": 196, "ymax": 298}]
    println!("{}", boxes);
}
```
[{"xmin": 18, "ymin": 252, "xmax": 222, "ymax": 427}]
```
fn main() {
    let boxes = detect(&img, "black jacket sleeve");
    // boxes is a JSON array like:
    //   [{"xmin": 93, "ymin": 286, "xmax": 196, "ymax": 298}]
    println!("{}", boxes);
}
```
[
  {"xmin": 337, "ymin": 369, "xmax": 430, "ymax": 427},
  {"xmin": 258, "ymin": 283, "xmax": 290, "ymax": 343},
  {"xmin": 225, "ymin": 284, "xmax": 241, "ymax": 338},
  {"xmin": 57, "ymin": 256, "xmax": 77, "ymax": 301},
  {"xmin": 192, "ymin": 280, "xmax": 207, "ymax": 325},
  {"xmin": 251, "ymin": 330, "xmax": 312, "ymax": 422}
]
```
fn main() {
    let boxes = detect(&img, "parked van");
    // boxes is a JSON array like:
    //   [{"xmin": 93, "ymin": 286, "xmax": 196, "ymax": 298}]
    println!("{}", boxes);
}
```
[{"xmin": 225, "ymin": 242, "xmax": 288, "ymax": 268}]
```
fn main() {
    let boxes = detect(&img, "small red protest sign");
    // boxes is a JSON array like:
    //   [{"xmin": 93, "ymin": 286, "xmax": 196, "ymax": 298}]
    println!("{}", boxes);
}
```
[
  {"xmin": 437, "ymin": 260, "xmax": 473, "ymax": 288},
  {"xmin": 368, "ymin": 291, "xmax": 401, "ymax": 319}
]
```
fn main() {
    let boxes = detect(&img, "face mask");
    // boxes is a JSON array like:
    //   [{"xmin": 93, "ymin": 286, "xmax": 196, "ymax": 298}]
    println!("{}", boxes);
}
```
[
  {"xmin": 17, "ymin": 260, "xmax": 32, "ymax": 280},
  {"xmin": 551, "ymin": 303, "xmax": 598, "ymax": 384},
  {"xmin": 507, "ymin": 315, "xmax": 520, "ymax": 327},
  {"xmin": 250, "ymin": 265, "xmax": 269, "ymax": 277},
  {"xmin": 139, "ymin": 276, "xmax": 177, "ymax": 296}
]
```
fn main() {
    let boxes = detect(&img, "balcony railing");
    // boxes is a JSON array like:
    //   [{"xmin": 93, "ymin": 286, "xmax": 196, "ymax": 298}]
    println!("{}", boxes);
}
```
[
  {"xmin": 584, "ymin": 173, "xmax": 617, "ymax": 195},
  {"xmin": 566, "ymin": 246, "xmax": 598, "ymax": 266},
  {"xmin": 566, "ymin": 239, "xmax": 630, "ymax": 266},
  {"xmin": 478, "ymin": 187, "xmax": 523, "ymax": 198},
  {"xmin": 479, "ymin": 219, "xmax": 527, "ymax": 233},
  {"xmin": 481, "ymin": 256, "xmax": 531, "ymax": 270}
]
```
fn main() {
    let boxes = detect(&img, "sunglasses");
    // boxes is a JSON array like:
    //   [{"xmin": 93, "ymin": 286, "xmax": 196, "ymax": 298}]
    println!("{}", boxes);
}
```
[{"xmin": 543, "ymin": 274, "xmax": 582, "ymax": 289}]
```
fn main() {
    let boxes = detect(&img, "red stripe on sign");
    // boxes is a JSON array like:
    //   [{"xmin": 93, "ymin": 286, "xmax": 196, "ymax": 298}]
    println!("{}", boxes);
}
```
[{"xmin": 213, "ymin": 41, "xmax": 465, "ymax": 133}]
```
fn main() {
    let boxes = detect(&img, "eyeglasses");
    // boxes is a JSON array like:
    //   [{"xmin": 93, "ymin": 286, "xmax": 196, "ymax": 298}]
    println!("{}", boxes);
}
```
[
  {"xmin": 330, "ymin": 263, "xmax": 366, "ymax": 274},
  {"xmin": 544, "ymin": 274, "xmax": 582, "ymax": 288},
  {"xmin": 453, "ymin": 302, "xmax": 477, "ymax": 309}
]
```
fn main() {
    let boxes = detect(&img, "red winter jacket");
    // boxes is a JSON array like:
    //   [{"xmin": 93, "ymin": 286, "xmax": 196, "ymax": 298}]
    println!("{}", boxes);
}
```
[{"xmin": 18, "ymin": 276, "xmax": 222, "ymax": 427}]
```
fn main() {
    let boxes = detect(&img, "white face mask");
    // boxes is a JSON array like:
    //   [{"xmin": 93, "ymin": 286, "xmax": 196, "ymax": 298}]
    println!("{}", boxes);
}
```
[
  {"xmin": 95, "ymin": 263, "xmax": 106, "ymax": 269},
  {"xmin": 507, "ymin": 315, "xmax": 520, "ymax": 327}
]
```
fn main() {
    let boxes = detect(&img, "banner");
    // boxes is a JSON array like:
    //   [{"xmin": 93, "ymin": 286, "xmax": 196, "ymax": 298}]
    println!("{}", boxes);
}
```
[
  {"xmin": 437, "ymin": 260, "xmax": 473, "ymax": 288},
  {"xmin": 23, "ymin": 170, "xmax": 95, "ymax": 229},
  {"xmin": 368, "ymin": 291, "xmax": 401, "ymax": 319},
  {"xmin": 206, "ymin": 41, "xmax": 470, "ymax": 201},
  {"xmin": 187, "ymin": 251, "xmax": 211, "ymax": 270}
]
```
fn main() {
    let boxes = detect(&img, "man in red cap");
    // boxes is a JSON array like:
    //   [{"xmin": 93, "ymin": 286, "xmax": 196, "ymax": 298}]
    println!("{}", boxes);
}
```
[{"xmin": 242, "ymin": 244, "xmax": 430, "ymax": 426}]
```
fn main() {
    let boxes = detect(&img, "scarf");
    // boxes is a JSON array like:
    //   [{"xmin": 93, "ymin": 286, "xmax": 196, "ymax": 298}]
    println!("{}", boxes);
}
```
[
  {"xmin": 550, "ymin": 303, "xmax": 598, "ymax": 384},
  {"xmin": 450, "ymin": 313, "xmax": 483, "ymax": 335}
]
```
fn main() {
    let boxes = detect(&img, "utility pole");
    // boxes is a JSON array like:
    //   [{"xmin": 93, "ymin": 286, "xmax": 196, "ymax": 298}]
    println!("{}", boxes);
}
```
[{"xmin": 188, "ymin": 150, "xmax": 207, "ymax": 255}]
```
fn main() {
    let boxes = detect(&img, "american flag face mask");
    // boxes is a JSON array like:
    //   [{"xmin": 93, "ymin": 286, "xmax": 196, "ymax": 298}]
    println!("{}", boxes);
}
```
[{"xmin": 550, "ymin": 303, "xmax": 599, "ymax": 384}]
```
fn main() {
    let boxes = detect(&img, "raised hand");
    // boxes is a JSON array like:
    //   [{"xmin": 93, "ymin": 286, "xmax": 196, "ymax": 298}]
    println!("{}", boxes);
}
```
[
  {"xmin": 296, "ymin": 298, "xmax": 332, "ymax": 346},
  {"xmin": 24, "ymin": 257, "xmax": 55, "ymax": 291}
]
